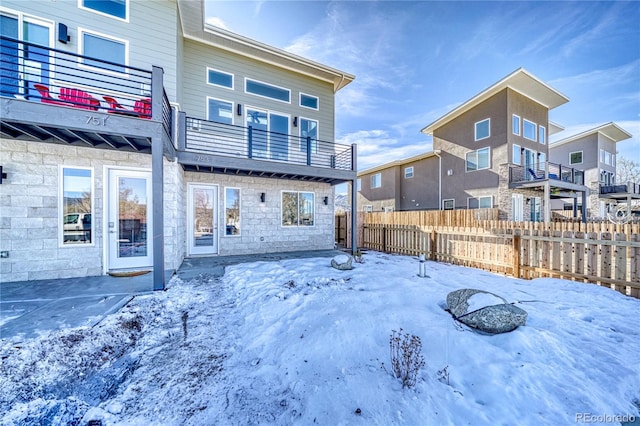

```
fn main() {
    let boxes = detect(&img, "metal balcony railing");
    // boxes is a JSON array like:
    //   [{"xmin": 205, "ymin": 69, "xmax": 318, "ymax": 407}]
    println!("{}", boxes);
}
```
[
  {"xmin": 510, "ymin": 161, "xmax": 584, "ymax": 185},
  {"xmin": 185, "ymin": 117, "xmax": 354, "ymax": 171},
  {"xmin": 600, "ymin": 182, "xmax": 640, "ymax": 195}
]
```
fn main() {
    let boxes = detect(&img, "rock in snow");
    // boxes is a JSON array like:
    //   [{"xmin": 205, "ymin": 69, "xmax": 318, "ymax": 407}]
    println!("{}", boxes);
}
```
[
  {"xmin": 331, "ymin": 255, "xmax": 353, "ymax": 270},
  {"xmin": 446, "ymin": 288, "xmax": 527, "ymax": 334}
]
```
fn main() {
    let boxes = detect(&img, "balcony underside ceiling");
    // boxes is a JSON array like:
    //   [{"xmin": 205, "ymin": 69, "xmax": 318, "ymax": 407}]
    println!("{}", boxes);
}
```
[
  {"xmin": 510, "ymin": 179, "xmax": 587, "ymax": 195},
  {"xmin": 600, "ymin": 192, "xmax": 640, "ymax": 201}
]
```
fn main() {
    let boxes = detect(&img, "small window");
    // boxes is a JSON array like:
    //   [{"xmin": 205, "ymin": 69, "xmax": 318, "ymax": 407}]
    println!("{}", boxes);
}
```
[
  {"xmin": 300, "ymin": 93, "xmax": 319, "ymax": 110},
  {"xmin": 466, "ymin": 147, "xmax": 490, "ymax": 172},
  {"xmin": 79, "ymin": 29, "xmax": 127, "ymax": 74},
  {"xmin": 570, "ymin": 151, "xmax": 583, "ymax": 165},
  {"xmin": 539, "ymin": 125, "xmax": 546, "ymax": 144},
  {"xmin": 512, "ymin": 115, "xmax": 521, "ymax": 136},
  {"xmin": 443, "ymin": 199, "xmax": 455, "ymax": 210},
  {"xmin": 207, "ymin": 98, "xmax": 233, "ymax": 125},
  {"xmin": 207, "ymin": 68, "xmax": 233, "ymax": 89},
  {"xmin": 523, "ymin": 119, "xmax": 536, "ymax": 141},
  {"xmin": 282, "ymin": 191, "xmax": 314, "ymax": 226},
  {"xmin": 356, "ymin": 178, "xmax": 361, "ymax": 192},
  {"xmin": 225, "ymin": 188, "xmax": 240, "ymax": 236},
  {"xmin": 60, "ymin": 167, "xmax": 93, "ymax": 246},
  {"xmin": 513, "ymin": 144, "xmax": 521, "ymax": 165},
  {"xmin": 404, "ymin": 166, "xmax": 414, "ymax": 179},
  {"xmin": 600, "ymin": 149, "xmax": 605, "ymax": 163},
  {"xmin": 80, "ymin": 0, "xmax": 127, "ymax": 21},
  {"xmin": 468, "ymin": 196, "xmax": 492, "ymax": 209},
  {"xmin": 245, "ymin": 78, "xmax": 290, "ymax": 103},
  {"xmin": 605, "ymin": 151, "xmax": 611, "ymax": 166},
  {"xmin": 538, "ymin": 152, "xmax": 546, "ymax": 169},
  {"xmin": 475, "ymin": 118, "xmax": 490, "ymax": 141},
  {"xmin": 371, "ymin": 173, "xmax": 381, "ymax": 189},
  {"xmin": 363, "ymin": 205, "xmax": 373, "ymax": 212}
]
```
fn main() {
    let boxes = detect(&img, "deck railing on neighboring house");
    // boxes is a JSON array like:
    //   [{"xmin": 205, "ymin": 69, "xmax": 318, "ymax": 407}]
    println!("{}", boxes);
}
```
[
  {"xmin": 184, "ymin": 117, "xmax": 354, "ymax": 171},
  {"xmin": 600, "ymin": 182, "xmax": 640, "ymax": 195},
  {"xmin": 510, "ymin": 162, "xmax": 584, "ymax": 185}
]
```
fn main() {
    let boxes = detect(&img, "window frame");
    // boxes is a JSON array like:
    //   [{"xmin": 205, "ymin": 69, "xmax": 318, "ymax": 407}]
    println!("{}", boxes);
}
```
[
  {"xmin": 281, "ymin": 191, "xmax": 315, "ymax": 227},
  {"xmin": 371, "ymin": 173, "xmax": 382, "ymax": 189},
  {"xmin": 538, "ymin": 125, "xmax": 546, "ymax": 144},
  {"xmin": 442, "ymin": 199, "xmax": 455, "ymax": 210},
  {"xmin": 78, "ymin": 28, "xmax": 128, "ymax": 76},
  {"xmin": 245, "ymin": 77, "xmax": 291, "ymax": 103},
  {"xmin": 474, "ymin": 118, "xmax": 490, "ymax": 141},
  {"xmin": 466, "ymin": 147, "xmax": 490, "ymax": 172},
  {"xmin": 404, "ymin": 166, "xmax": 414, "ymax": 179},
  {"xmin": 467, "ymin": 196, "xmax": 493, "ymax": 209},
  {"xmin": 363, "ymin": 205, "xmax": 373, "ymax": 212},
  {"xmin": 206, "ymin": 96, "xmax": 234, "ymax": 125},
  {"xmin": 569, "ymin": 150, "xmax": 583, "ymax": 165},
  {"xmin": 224, "ymin": 187, "xmax": 241, "ymax": 237},
  {"xmin": 206, "ymin": 67, "xmax": 234, "ymax": 90},
  {"xmin": 299, "ymin": 92, "xmax": 319, "ymax": 110},
  {"xmin": 600, "ymin": 148, "xmax": 605, "ymax": 163},
  {"xmin": 78, "ymin": 0, "xmax": 129, "ymax": 22},
  {"xmin": 59, "ymin": 165, "xmax": 94, "ymax": 248},
  {"xmin": 523, "ymin": 119, "xmax": 537, "ymax": 141},
  {"xmin": 512, "ymin": 114, "xmax": 521, "ymax": 136}
]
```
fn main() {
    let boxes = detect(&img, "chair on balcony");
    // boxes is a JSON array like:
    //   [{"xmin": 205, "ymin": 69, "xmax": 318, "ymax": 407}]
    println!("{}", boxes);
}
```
[
  {"xmin": 528, "ymin": 168, "xmax": 558, "ymax": 180},
  {"xmin": 33, "ymin": 84, "xmax": 72, "ymax": 106},
  {"xmin": 103, "ymin": 96, "xmax": 151, "ymax": 119},
  {"xmin": 59, "ymin": 87, "xmax": 100, "ymax": 111}
]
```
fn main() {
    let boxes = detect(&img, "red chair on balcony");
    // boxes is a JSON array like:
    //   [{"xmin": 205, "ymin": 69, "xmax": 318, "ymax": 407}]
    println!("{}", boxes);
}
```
[
  {"xmin": 33, "ymin": 84, "xmax": 71, "ymax": 106},
  {"xmin": 103, "ymin": 96, "xmax": 151, "ymax": 119},
  {"xmin": 133, "ymin": 98, "xmax": 151, "ymax": 119},
  {"xmin": 59, "ymin": 87, "xmax": 100, "ymax": 110}
]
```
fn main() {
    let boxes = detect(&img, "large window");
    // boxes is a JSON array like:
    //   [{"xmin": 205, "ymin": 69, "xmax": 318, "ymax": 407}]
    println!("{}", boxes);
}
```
[
  {"xmin": 60, "ymin": 167, "xmax": 93, "ymax": 245},
  {"xmin": 468, "ymin": 196, "xmax": 492, "ymax": 209},
  {"xmin": 282, "ymin": 191, "xmax": 314, "ymax": 226},
  {"xmin": 225, "ymin": 188, "xmax": 240, "ymax": 236},
  {"xmin": 207, "ymin": 68, "xmax": 233, "ymax": 89},
  {"xmin": 299, "ymin": 118, "xmax": 318, "ymax": 154},
  {"xmin": 475, "ymin": 118, "xmax": 490, "ymax": 141},
  {"xmin": 523, "ymin": 119, "xmax": 536, "ymax": 141},
  {"xmin": 80, "ymin": 0, "xmax": 128, "ymax": 21},
  {"xmin": 79, "ymin": 29, "xmax": 127, "ymax": 74},
  {"xmin": 245, "ymin": 78, "xmax": 290, "ymax": 103},
  {"xmin": 512, "ymin": 114, "xmax": 521, "ymax": 136},
  {"xmin": 466, "ymin": 147, "xmax": 490, "ymax": 172},
  {"xmin": 513, "ymin": 144, "xmax": 521, "ymax": 165},
  {"xmin": 207, "ymin": 98, "xmax": 233, "ymax": 125},
  {"xmin": 371, "ymin": 173, "xmax": 381, "ymax": 188},
  {"xmin": 300, "ymin": 93, "xmax": 319, "ymax": 110},
  {"xmin": 570, "ymin": 151, "xmax": 583, "ymax": 165},
  {"xmin": 539, "ymin": 125, "xmax": 546, "ymax": 144},
  {"xmin": 404, "ymin": 166, "xmax": 414, "ymax": 179}
]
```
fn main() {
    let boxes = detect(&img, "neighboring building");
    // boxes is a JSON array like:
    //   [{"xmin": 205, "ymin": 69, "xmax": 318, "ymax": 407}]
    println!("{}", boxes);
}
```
[
  {"xmin": 358, "ymin": 68, "xmax": 591, "ymax": 222},
  {"xmin": 549, "ymin": 123, "xmax": 638, "ymax": 218},
  {"xmin": 0, "ymin": 0, "xmax": 356, "ymax": 287}
]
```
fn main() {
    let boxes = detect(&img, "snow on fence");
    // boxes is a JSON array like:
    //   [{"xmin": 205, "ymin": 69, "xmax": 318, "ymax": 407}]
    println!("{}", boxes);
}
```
[{"xmin": 362, "ymin": 223, "xmax": 640, "ymax": 299}]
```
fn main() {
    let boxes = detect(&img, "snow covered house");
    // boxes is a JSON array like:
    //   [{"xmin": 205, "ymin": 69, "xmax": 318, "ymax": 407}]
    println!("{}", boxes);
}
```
[{"xmin": 0, "ymin": 0, "xmax": 356, "ymax": 289}]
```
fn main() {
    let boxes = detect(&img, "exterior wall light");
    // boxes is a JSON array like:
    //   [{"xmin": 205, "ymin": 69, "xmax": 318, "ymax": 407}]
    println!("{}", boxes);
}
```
[
  {"xmin": 293, "ymin": 116, "xmax": 298, "ymax": 127},
  {"xmin": 260, "ymin": 192, "xmax": 266, "ymax": 202},
  {"xmin": 323, "ymin": 196, "xmax": 329, "ymax": 205},
  {"xmin": 237, "ymin": 104, "xmax": 242, "ymax": 116}
]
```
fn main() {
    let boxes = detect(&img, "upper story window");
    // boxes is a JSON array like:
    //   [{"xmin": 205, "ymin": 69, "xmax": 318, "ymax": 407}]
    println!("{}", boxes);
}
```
[
  {"xmin": 570, "ymin": 151, "xmax": 583, "ymax": 165},
  {"xmin": 512, "ymin": 144, "xmax": 521, "ymax": 165},
  {"xmin": 404, "ymin": 166, "xmax": 414, "ymax": 179},
  {"xmin": 512, "ymin": 114, "xmax": 521, "ymax": 136},
  {"xmin": 300, "ymin": 93, "xmax": 319, "ymax": 110},
  {"xmin": 357, "ymin": 178, "xmax": 361, "ymax": 192},
  {"xmin": 466, "ymin": 147, "xmax": 490, "ymax": 172},
  {"xmin": 604, "ymin": 151, "xmax": 611, "ymax": 166},
  {"xmin": 600, "ymin": 148, "xmax": 605, "ymax": 163},
  {"xmin": 371, "ymin": 173, "xmax": 381, "ymax": 189},
  {"xmin": 443, "ymin": 199, "xmax": 455, "ymax": 210},
  {"xmin": 538, "ymin": 152, "xmax": 546, "ymax": 169},
  {"xmin": 79, "ymin": 29, "xmax": 127, "ymax": 74},
  {"xmin": 207, "ymin": 68, "xmax": 233, "ymax": 89},
  {"xmin": 299, "ymin": 118, "xmax": 318, "ymax": 154},
  {"xmin": 245, "ymin": 78, "xmax": 290, "ymax": 103},
  {"xmin": 539, "ymin": 125, "xmax": 546, "ymax": 144},
  {"xmin": 475, "ymin": 118, "xmax": 490, "ymax": 141},
  {"xmin": 523, "ymin": 119, "xmax": 536, "ymax": 141},
  {"xmin": 207, "ymin": 98, "xmax": 233, "ymax": 125},
  {"xmin": 79, "ymin": 0, "xmax": 128, "ymax": 21}
]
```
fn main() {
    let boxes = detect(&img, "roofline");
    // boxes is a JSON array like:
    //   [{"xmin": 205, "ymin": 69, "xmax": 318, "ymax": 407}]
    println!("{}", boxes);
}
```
[
  {"xmin": 358, "ymin": 151, "xmax": 438, "ymax": 176},
  {"xmin": 421, "ymin": 68, "xmax": 570, "ymax": 135},
  {"xmin": 549, "ymin": 122, "xmax": 633, "ymax": 149}
]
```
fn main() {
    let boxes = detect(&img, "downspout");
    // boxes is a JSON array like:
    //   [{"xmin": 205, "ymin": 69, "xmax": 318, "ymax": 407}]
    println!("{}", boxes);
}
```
[
  {"xmin": 433, "ymin": 150, "xmax": 442, "ymax": 210},
  {"xmin": 351, "ymin": 143, "xmax": 358, "ymax": 255}
]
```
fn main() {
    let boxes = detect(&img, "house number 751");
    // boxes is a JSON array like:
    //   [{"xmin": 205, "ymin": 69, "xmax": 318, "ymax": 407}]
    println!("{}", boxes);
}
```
[{"xmin": 86, "ymin": 116, "xmax": 109, "ymax": 126}]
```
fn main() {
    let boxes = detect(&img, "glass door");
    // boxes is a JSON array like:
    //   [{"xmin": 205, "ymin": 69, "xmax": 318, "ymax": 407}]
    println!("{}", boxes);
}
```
[
  {"xmin": 108, "ymin": 169, "xmax": 153, "ymax": 270},
  {"xmin": 187, "ymin": 184, "xmax": 218, "ymax": 255},
  {"xmin": 512, "ymin": 193, "xmax": 524, "ymax": 221},
  {"xmin": 23, "ymin": 20, "xmax": 51, "ymax": 99},
  {"xmin": 246, "ymin": 108, "xmax": 289, "ymax": 160}
]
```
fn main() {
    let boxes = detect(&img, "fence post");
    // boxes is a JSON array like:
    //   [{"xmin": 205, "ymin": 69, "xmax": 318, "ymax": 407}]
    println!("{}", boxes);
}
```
[
  {"xmin": 430, "ymin": 229, "xmax": 437, "ymax": 261},
  {"xmin": 513, "ymin": 234, "xmax": 521, "ymax": 278}
]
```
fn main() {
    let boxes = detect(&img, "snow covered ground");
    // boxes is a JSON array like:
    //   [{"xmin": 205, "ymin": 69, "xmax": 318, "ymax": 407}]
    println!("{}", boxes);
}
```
[{"xmin": 1, "ymin": 251, "xmax": 639, "ymax": 425}]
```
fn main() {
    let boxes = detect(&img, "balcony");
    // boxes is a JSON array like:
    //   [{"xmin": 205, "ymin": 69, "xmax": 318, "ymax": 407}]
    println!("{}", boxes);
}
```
[
  {"xmin": 176, "ymin": 117, "xmax": 356, "ymax": 185},
  {"xmin": 600, "ymin": 182, "xmax": 640, "ymax": 201},
  {"xmin": 509, "ymin": 161, "xmax": 588, "ymax": 198},
  {"xmin": 0, "ymin": 36, "xmax": 172, "ymax": 153}
]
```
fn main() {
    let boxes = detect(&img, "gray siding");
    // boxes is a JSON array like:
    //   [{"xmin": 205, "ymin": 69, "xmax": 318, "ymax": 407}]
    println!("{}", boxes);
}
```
[
  {"xmin": 397, "ymin": 157, "xmax": 439, "ymax": 210},
  {"xmin": 507, "ymin": 88, "xmax": 549, "ymax": 164}
]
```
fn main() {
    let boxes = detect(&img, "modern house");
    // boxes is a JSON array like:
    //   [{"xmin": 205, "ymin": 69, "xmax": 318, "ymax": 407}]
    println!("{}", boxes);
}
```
[
  {"xmin": 358, "ymin": 68, "xmax": 590, "ymax": 222},
  {"xmin": 0, "ymin": 0, "xmax": 357, "ymax": 288},
  {"xmin": 549, "ymin": 122, "xmax": 638, "ymax": 217}
]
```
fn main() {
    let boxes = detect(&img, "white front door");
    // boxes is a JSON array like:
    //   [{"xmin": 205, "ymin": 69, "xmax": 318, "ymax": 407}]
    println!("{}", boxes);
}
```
[
  {"xmin": 107, "ymin": 169, "xmax": 153, "ymax": 270},
  {"xmin": 512, "ymin": 193, "xmax": 524, "ymax": 221},
  {"xmin": 188, "ymin": 184, "xmax": 218, "ymax": 255}
]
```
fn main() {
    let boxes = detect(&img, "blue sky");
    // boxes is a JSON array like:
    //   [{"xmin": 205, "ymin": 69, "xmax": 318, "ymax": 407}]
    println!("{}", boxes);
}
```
[{"xmin": 205, "ymin": 0, "xmax": 640, "ymax": 173}]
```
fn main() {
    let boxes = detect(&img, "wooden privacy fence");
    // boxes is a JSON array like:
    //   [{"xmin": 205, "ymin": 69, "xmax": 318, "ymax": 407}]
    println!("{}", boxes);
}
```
[{"xmin": 362, "ymin": 224, "xmax": 640, "ymax": 299}]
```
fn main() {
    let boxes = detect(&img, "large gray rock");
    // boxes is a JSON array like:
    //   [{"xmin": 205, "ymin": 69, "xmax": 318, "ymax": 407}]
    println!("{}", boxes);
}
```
[
  {"xmin": 331, "ymin": 254, "xmax": 353, "ymax": 270},
  {"xmin": 446, "ymin": 288, "xmax": 527, "ymax": 334}
]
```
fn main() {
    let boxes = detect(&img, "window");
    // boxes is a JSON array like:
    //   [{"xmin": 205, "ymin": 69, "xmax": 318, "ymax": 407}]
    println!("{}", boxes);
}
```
[
  {"xmin": 538, "ymin": 152, "xmax": 546, "ymax": 169},
  {"xmin": 60, "ymin": 167, "xmax": 93, "ymax": 245},
  {"xmin": 605, "ymin": 151, "xmax": 612, "ymax": 166},
  {"xmin": 600, "ymin": 149, "xmax": 605, "ymax": 163},
  {"xmin": 80, "ymin": 0, "xmax": 127, "ymax": 21},
  {"xmin": 475, "ymin": 118, "xmax": 490, "ymax": 141},
  {"xmin": 466, "ymin": 147, "xmax": 490, "ymax": 172},
  {"xmin": 245, "ymin": 78, "xmax": 290, "ymax": 102},
  {"xmin": 79, "ymin": 29, "xmax": 127, "ymax": 74},
  {"xmin": 225, "ymin": 188, "xmax": 240, "ymax": 236},
  {"xmin": 300, "ymin": 93, "xmax": 319, "ymax": 110},
  {"xmin": 539, "ymin": 125, "xmax": 546, "ymax": 144},
  {"xmin": 523, "ymin": 119, "xmax": 536, "ymax": 141},
  {"xmin": 612, "ymin": 154, "xmax": 615, "ymax": 167},
  {"xmin": 468, "ymin": 196, "xmax": 492, "ymax": 209},
  {"xmin": 570, "ymin": 151, "xmax": 583, "ymax": 165},
  {"xmin": 363, "ymin": 205, "xmax": 373, "ymax": 212},
  {"xmin": 356, "ymin": 178, "xmax": 361, "ymax": 192},
  {"xmin": 513, "ymin": 144, "xmax": 521, "ymax": 165},
  {"xmin": 512, "ymin": 115, "xmax": 521, "ymax": 136},
  {"xmin": 282, "ymin": 191, "xmax": 314, "ymax": 226},
  {"xmin": 443, "ymin": 199, "xmax": 455, "ymax": 210},
  {"xmin": 207, "ymin": 98, "xmax": 233, "ymax": 125},
  {"xmin": 299, "ymin": 118, "xmax": 318, "ymax": 154},
  {"xmin": 404, "ymin": 166, "xmax": 414, "ymax": 179},
  {"xmin": 207, "ymin": 68, "xmax": 233, "ymax": 89},
  {"xmin": 371, "ymin": 173, "xmax": 381, "ymax": 189}
]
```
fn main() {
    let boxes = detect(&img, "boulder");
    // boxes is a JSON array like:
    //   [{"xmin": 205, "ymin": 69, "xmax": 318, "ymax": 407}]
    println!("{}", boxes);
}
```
[
  {"xmin": 446, "ymin": 288, "xmax": 527, "ymax": 334},
  {"xmin": 331, "ymin": 254, "xmax": 353, "ymax": 270}
]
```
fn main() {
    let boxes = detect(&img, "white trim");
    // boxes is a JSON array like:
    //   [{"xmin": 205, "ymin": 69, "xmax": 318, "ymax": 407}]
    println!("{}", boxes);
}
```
[
  {"xmin": 512, "ymin": 114, "xmax": 521, "ymax": 136},
  {"xmin": 58, "ymin": 165, "xmax": 95, "ymax": 248},
  {"xmin": 280, "ymin": 190, "xmax": 316, "ymax": 227},
  {"xmin": 299, "ymin": 92, "xmax": 319, "ymax": 110},
  {"xmin": 78, "ymin": 0, "xmax": 129, "ymax": 23},
  {"xmin": 206, "ymin": 96, "xmax": 234, "ymax": 125},
  {"xmin": 474, "ymin": 118, "xmax": 490, "ymax": 141},
  {"xmin": 206, "ymin": 67, "xmax": 234, "ymax": 90},
  {"xmin": 78, "ymin": 27, "xmax": 129, "ymax": 77},
  {"xmin": 244, "ymin": 77, "xmax": 291, "ymax": 104},
  {"xmin": 569, "ymin": 150, "xmax": 583, "ymax": 165},
  {"xmin": 404, "ymin": 166, "xmax": 414, "ymax": 179},
  {"xmin": 224, "ymin": 187, "xmax": 241, "ymax": 237},
  {"xmin": 442, "ymin": 199, "xmax": 455, "ymax": 210},
  {"xmin": 523, "ymin": 119, "xmax": 537, "ymax": 141}
]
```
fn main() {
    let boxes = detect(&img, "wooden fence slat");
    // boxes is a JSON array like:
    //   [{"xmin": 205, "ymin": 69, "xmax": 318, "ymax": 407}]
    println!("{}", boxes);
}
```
[
  {"xmin": 600, "ymin": 232, "xmax": 612, "ymax": 289},
  {"xmin": 614, "ymin": 233, "xmax": 627, "ymax": 295},
  {"xmin": 574, "ymin": 231, "xmax": 585, "ymax": 283},
  {"xmin": 563, "ymin": 230, "xmax": 574, "ymax": 281},
  {"xmin": 551, "ymin": 230, "xmax": 562, "ymax": 279}
]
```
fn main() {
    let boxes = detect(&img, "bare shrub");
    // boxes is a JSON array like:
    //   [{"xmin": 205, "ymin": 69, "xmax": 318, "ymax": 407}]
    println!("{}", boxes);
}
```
[{"xmin": 389, "ymin": 328, "xmax": 425, "ymax": 389}]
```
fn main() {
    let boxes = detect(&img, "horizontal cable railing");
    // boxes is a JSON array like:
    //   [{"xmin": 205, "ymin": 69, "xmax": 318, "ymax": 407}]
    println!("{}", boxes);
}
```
[
  {"xmin": 162, "ymin": 89, "xmax": 172, "ymax": 136},
  {"xmin": 600, "ymin": 182, "xmax": 640, "ymax": 195},
  {"xmin": 1, "ymin": 36, "xmax": 153, "ymax": 119},
  {"xmin": 185, "ymin": 117, "xmax": 354, "ymax": 171},
  {"xmin": 510, "ymin": 162, "xmax": 584, "ymax": 185}
]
